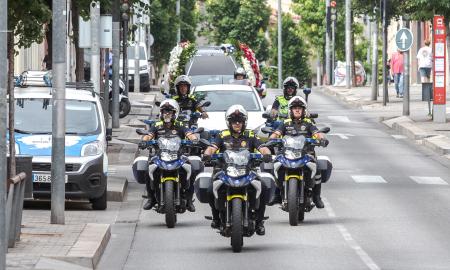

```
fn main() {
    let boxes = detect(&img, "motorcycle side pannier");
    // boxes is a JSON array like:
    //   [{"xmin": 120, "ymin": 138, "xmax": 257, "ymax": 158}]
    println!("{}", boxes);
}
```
[
  {"xmin": 132, "ymin": 156, "xmax": 150, "ymax": 184},
  {"xmin": 194, "ymin": 172, "xmax": 213, "ymax": 203},
  {"xmin": 317, "ymin": 156, "xmax": 333, "ymax": 183}
]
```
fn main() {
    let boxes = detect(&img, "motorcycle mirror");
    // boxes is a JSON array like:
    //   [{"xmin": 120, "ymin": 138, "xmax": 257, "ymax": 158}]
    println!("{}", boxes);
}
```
[
  {"xmin": 309, "ymin": 113, "xmax": 318, "ymax": 118},
  {"xmin": 303, "ymin": 88, "xmax": 312, "ymax": 95},
  {"xmin": 201, "ymin": 101, "xmax": 211, "ymax": 107},
  {"xmin": 194, "ymin": 127, "xmax": 205, "ymax": 134},
  {"xmin": 262, "ymin": 112, "xmax": 270, "ymax": 119},
  {"xmin": 136, "ymin": 129, "xmax": 149, "ymax": 135},
  {"xmin": 155, "ymin": 101, "xmax": 161, "ymax": 107},
  {"xmin": 319, "ymin": 127, "xmax": 331, "ymax": 134},
  {"xmin": 261, "ymin": 126, "xmax": 273, "ymax": 134}
]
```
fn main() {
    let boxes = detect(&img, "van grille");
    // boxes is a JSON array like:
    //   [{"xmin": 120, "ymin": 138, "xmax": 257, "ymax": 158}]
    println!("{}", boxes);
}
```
[{"xmin": 32, "ymin": 163, "xmax": 81, "ymax": 172}]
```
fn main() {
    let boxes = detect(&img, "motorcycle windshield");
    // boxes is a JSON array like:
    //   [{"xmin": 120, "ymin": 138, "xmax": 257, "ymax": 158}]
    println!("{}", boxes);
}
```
[
  {"xmin": 157, "ymin": 137, "xmax": 181, "ymax": 152},
  {"xmin": 224, "ymin": 150, "xmax": 250, "ymax": 166},
  {"xmin": 283, "ymin": 135, "xmax": 305, "ymax": 150}
]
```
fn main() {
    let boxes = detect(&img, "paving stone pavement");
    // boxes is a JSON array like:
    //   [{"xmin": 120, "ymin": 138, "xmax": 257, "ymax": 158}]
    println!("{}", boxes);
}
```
[{"xmin": 5, "ymin": 91, "xmax": 157, "ymax": 270}]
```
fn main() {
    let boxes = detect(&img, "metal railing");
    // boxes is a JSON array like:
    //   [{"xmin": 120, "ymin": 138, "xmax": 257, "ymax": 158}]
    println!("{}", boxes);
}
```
[{"xmin": 5, "ymin": 172, "xmax": 27, "ymax": 248}]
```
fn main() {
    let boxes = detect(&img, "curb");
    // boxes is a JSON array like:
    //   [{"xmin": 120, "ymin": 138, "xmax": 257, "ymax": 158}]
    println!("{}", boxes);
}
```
[
  {"xmin": 107, "ymin": 176, "xmax": 128, "ymax": 202},
  {"xmin": 423, "ymin": 135, "xmax": 450, "ymax": 155},
  {"xmin": 319, "ymin": 86, "xmax": 363, "ymax": 109},
  {"xmin": 44, "ymin": 223, "xmax": 111, "ymax": 269}
]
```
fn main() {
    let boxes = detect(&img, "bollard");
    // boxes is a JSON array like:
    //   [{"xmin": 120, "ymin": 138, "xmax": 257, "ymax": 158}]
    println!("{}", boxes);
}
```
[{"xmin": 5, "ymin": 172, "xmax": 27, "ymax": 248}]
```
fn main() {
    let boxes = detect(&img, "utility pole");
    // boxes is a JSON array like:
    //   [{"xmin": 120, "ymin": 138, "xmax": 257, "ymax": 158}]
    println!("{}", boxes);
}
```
[
  {"xmin": 122, "ymin": 1, "xmax": 130, "ymax": 96},
  {"xmin": 330, "ymin": 1, "xmax": 337, "ymax": 85},
  {"xmin": 382, "ymin": 0, "xmax": 389, "ymax": 105},
  {"xmin": 112, "ymin": 0, "xmax": 120, "ymax": 128},
  {"xmin": 134, "ymin": 16, "xmax": 140, "ymax": 93},
  {"xmin": 51, "ymin": 0, "xmax": 67, "ymax": 225},
  {"xmin": 277, "ymin": 0, "xmax": 282, "ymax": 89},
  {"xmin": 90, "ymin": 1, "xmax": 101, "ymax": 94},
  {"xmin": 366, "ymin": 15, "xmax": 372, "ymax": 85},
  {"xmin": 345, "ymin": 0, "xmax": 351, "ymax": 88},
  {"xmin": 325, "ymin": 0, "xmax": 331, "ymax": 85},
  {"xmin": 403, "ymin": 18, "xmax": 410, "ymax": 116},
  {"xmin": 0, "ymin": 0, "xmax": 8, "ymax": 266},
  {"xmin": 371, "ymin": 7, "xmax": 379, "ymax": 101},
  {"xmin": 104, "ymin": 49, "xmax": 110, "ymax": 124},
  {"xmin": 176, "ymin": 0, "xmax": 181, "ymax": 43}
]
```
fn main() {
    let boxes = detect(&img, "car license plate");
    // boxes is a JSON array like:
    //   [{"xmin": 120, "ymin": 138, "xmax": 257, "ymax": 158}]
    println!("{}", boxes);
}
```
[{"xmin": 33, "ymin": 174, "xmax": 68, "ymax": 183}]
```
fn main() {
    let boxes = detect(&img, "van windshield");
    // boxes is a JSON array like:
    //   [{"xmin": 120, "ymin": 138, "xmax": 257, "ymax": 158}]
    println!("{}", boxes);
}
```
[
  {"xmin": 127, "ymin": 46, "xmax": 146, "ymax": 60},
  {"xmin": 12, "ymin": 99, "xmax": 101, "ymax": 135}
]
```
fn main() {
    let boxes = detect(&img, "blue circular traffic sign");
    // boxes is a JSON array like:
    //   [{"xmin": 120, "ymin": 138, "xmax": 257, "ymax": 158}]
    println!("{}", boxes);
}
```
[{"xmin": 395, "ymin": 28, "xmax": 413, "ymax": 51}]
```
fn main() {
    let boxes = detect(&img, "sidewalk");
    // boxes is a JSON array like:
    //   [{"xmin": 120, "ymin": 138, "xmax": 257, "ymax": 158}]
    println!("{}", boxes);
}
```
[
  {"xmin": 318, "ymin": 84, "xmax": 450, "ymax": 161},
  {"xmin": 6, "ymin": 91, "xmax": 157, "ymax": 270}
]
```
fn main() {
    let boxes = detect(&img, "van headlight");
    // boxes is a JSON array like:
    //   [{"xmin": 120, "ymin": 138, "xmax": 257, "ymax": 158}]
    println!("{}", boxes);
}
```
[
  {"xmin": 6, "ymin": 142, "xmax": 19, "ymax": 155},
  {"xmin": 139, "ymin": 65, "xmax": 148, "ymax": 71},
  {"xmin": 81, "ymin": 141, "xmax": 104, "ymax": 156}
]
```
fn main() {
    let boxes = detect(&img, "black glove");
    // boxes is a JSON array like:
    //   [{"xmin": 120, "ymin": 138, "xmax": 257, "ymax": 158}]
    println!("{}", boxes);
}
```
[
  {"xmin": 320, "ymin": 139, "xmax": 329, "ymax": 147},
  {"xmin": 138, "ymin": 141, "xmax": 148, "ymax": 149},
  {"xmin": 202, "ymin": 154, "xmax": 211, "ymax": 163},
  {"xmin": 263, "ymin": 154, "xmax": 272, "ymax": 163}
]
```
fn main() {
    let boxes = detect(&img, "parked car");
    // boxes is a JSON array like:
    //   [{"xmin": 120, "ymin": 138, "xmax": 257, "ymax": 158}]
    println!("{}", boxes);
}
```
[{"xmin": 10, "ymin": 85, "xmax": 109, "ymax": 210}]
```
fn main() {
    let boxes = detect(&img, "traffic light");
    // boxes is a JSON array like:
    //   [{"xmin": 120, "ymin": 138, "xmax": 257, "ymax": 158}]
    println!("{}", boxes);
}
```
[
  {"xmin": 121, "ymin": 0, "xmax": 129, "ymax": 21},
  {"xmin": 330, "ymin": 1, "xmax": 337, "ymax": 22}
]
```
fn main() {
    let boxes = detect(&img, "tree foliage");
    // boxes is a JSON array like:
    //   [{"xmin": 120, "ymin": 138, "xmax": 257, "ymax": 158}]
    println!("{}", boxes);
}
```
[
  {"xmin": 267, "ymin": 14, "xmax": 311, "ymax": 87},
  {"xmin": 204, "ymin": 0, "xmax": 271, "ymax": 61}
]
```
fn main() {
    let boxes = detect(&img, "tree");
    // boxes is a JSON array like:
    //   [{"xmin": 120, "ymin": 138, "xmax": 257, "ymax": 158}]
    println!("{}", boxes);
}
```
[
  {"xmin": 204, "ymin": 0, "xmax": 271, "ymax": 61},
  {"xmin": 181, "ymin": 0, "xmax": 199, "ymax": 42},
  {"xmin": 268, "ymin": 14, "xmax": 311, "ymax": 87}
]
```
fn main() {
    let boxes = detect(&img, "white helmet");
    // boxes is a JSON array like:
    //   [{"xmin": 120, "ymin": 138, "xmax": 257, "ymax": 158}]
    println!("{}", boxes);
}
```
[
  {"xmin": 159, "ymin": 99, "xmax": 180, "ymax": 122},
  {"xmin": 225, "ymin": 104, "xmax": 248, "ymax": 130},
  {"xmin": 288, "ymin": 96, "xmax": 307, "ymax": 118}
]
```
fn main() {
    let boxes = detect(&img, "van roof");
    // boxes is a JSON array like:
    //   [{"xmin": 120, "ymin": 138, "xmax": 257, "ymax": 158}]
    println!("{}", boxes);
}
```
[{"xmin": 14, "ymin": 87, "xmax": 99, "ymax": 102}]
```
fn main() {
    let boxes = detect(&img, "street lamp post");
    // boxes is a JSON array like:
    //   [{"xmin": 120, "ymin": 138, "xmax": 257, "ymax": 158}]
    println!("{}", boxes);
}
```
[
  {"xmin": 112, "ymin": 0, "xmax": 121, "ymax": 128},
  {"xmin": 0, "ymin": 0, "xmax": 7, "ymax": 267},
  {"xmin": 122, "ymin": 1, "xmax": 130, "ymax": 96},
  {"xmin": 345, "ymin": 0, "xmax": 352, "ymax": 89},
  {"xmin": 277, "ymin": 0, "xmax": 282, "ymax": 89}
]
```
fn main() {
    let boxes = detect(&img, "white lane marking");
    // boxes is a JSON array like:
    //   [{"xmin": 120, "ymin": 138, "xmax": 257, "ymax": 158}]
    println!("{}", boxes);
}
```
[
  {"xmin": 328, "ymin": 133, "xmax": 355, "ymax": 139},
  {"xmin": 351, "ymin": 175, "xmax": 387, "ymax": 183},
  {"xmin": 324, "ymin": 198, "xmax": 381, "ymax": 270},
  {"xmin": 391, "ymin": 135, "xmax": 407, "ymax": 139},
  {"xmin": 410, "ymin": 176, "xmax": 448, "ymax": 185},
  {"xmin": 328, "ymin": 116, "xmax": 352, "ymax": 123}
]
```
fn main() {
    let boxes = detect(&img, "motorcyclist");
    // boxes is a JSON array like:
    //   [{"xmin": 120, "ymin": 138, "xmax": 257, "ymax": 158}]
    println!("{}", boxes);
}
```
[
  {"xmin": 269, "ymin": 96, "xmax": 328, "ymax": 208},
  {"xmin": 141, "ymin": 99, "xmax": 198, "ymax": 212},
  {"xmin": 229, "ymin": 67, "xmax": 251, "ymax": 86},
  {"xmin": 173, "ymin": 75, "xmax": 208, "ymax": 120},
  {"xmin": 203, "ymin": 105, "xmax": 272, "ymax": 235},
  {"xmin": 271, "ymin": 76, "xmax": 300, "ymax": 120}
]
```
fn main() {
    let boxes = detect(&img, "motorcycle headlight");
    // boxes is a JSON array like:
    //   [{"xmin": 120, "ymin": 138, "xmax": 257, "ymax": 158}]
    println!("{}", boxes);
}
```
[
  {"xmin": 81, "ymin": 141, "xmax": 104, "ymax": 156},
  {"xmin": 161, "ymin": 151, "xmax": 177, "ymax": 162},
  {"xmin": 285, "ymin": 149, "xmax": 302, "ymax": 160},
  {"xmin": 226, "ymin": 167, "xmax": 246, "ymax": 178}
]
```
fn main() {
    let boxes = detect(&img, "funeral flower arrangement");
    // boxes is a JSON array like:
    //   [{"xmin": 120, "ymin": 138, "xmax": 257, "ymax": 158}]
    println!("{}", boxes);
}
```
[{"xmin": 167, "ymin": 41, "xmax": 197, "ymax": 90}]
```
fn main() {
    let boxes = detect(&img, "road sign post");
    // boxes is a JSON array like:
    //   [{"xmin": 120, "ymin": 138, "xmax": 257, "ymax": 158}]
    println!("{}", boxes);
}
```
[
  {"xmin": 395, "ymin": 27, "xmax": 413, "ymax": 116},
  {"xmin": 433, "ymin": 15, "xmax": 447, "ymax": 123}
]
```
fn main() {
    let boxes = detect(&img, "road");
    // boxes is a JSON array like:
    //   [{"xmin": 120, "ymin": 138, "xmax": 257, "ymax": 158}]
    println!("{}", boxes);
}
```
[{"xmin": 98, "ymin": 88, "xmax": 450, "ymax": 270}]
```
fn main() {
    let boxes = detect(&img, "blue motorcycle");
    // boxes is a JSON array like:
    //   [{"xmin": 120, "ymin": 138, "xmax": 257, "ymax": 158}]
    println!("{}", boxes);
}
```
[
  {"xmin": 136, "ymin": 129, "xmax": 209, "ymax": 228},
  {"xmin": 263, "ymin": 127, "xmax": 330, "ymax": 226}
]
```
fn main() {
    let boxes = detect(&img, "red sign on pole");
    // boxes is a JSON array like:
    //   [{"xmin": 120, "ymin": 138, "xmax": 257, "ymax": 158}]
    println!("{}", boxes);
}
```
[{"xmin": 433, "ymin": 15, "xmax": 446, "ymax": 105}]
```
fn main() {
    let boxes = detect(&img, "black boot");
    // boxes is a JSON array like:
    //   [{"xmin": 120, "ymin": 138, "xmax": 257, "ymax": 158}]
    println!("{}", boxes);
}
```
[
  {"xmin": 210, "ymin": 207, "xmax": 221, "ymax": 229},
  {"xmin": 313, "ymin": 183, "xmax": 324, "ymax": 209},
  {"xmin": 268, "ymin": 187, "xmax": 282, "ymax": 206},
  {"xmin": 186, "ymin": 198, "xmax": 196, "ymax": 212},
  {"xmin": 143, "ymin": 194, "xmax": 156, "ymax": 210},
  {"xmin": 255, "ymin": 220, "xmax": 265, "ymax": 236}
]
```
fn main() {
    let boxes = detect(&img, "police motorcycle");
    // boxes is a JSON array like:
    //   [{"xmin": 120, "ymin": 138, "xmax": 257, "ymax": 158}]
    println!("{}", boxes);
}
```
[
  {"xmin": 195, "ymin": 148, "xmax": 275, "ymax": 253},
  {"xmin": 106, "ymin": 78, "xmax": 131, "ymax": 118},
  {"xmin": 135, "ymin": 128, "xmax": 209, "ymax": 228},
  {"xmin": 261, "ymin": 126, "xmax": 332, "ymax": 226}
]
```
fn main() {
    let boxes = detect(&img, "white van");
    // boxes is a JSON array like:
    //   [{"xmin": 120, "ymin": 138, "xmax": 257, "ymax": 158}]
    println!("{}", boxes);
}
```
[{"xmin": 120, "ymin": 42, "xmax": 150, "ymax": 92}]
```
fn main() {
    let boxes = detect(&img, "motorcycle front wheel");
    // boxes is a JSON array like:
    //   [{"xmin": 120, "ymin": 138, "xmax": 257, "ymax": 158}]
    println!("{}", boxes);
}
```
[
  {"xmin": 288, "ymin": 178, "xmax": 299, "ymax": 226},
  {"xmin": 231, "ymin": 198, "xmax": 244, "ymax": 253},
  {"xmin": 164, "ymin": 181, "xmax": 176, "ymax": 228}
]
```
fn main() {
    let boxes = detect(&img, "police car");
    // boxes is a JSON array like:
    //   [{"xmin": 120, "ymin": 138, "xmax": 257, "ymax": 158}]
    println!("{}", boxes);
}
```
[{"xmin": 11, "ymin": 77, "xmax": 109, "ymax": 210}]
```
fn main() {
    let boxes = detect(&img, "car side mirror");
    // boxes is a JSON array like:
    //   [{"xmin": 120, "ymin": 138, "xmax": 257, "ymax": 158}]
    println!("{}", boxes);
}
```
[
  {"xmin": 319, "ymin": 127, "xmax": 331, "ymax": 134},
  {"xmin": 106, "ymin": 128, "xmax": 113, "ymax": 141},
  {"xmin": 202, "ymin": 101, "xmax": 211, "ymax": 107},
  {"xmin": 309, "ymin": 113, "xmax": 318, "ymax": 119},
  {"xmin": 155, "ymin": 101, "xmax": 161, "ymax": 107}
]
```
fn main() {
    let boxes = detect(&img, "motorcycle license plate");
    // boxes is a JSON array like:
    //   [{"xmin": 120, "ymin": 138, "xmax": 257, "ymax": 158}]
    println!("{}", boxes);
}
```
[{"xmin": 33, "ymin": 173, "xmax": 68, "ymax": 183}]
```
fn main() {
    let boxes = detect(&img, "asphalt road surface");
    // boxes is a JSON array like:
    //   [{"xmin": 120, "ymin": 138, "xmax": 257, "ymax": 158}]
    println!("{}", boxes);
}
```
[{"xmin": 98, "ymin": 88, "xmax": 450, "ymax": 270}]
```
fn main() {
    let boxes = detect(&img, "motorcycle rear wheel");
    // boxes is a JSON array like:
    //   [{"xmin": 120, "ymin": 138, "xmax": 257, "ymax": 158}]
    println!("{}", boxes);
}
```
[
  {"xmin": 164, "ymin": 181, "xmax": 176, "ymax": 228},
  {"xmin": 288, "ymin": 178, "xmax": 299, "ymax": 226},
  {"xmin": 231, "ymin": 198, "xmax": 244, "ymax": 253}
]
